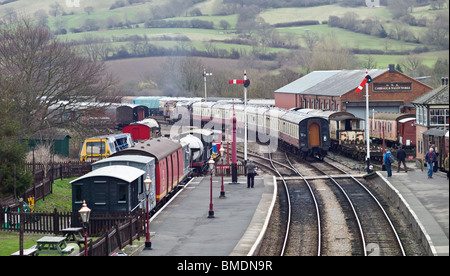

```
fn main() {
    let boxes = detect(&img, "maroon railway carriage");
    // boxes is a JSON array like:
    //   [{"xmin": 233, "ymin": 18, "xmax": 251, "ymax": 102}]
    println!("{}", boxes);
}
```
[
  {"xmin": 111, "ymin": 138, "xmax": 185, "ymax": 203},
  {"xmin": 369, "ymin": 112, "xmax": 416, "ymax": 148}
]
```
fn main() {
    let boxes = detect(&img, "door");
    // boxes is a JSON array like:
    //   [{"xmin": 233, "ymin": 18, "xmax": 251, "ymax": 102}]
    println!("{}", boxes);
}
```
[
  {"xmin": 308, "ymin": 123, "xmax": 320, "ymax": 147},
  {"xmin": 138, "ymin": 108, "xmax": 144, "ymax": 121}
]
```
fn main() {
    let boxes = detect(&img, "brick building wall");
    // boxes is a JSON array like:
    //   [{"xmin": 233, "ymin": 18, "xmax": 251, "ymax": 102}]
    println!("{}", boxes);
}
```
[
  {"xmin": 341, "ymin": 70, "xmax": 432, "ymax": 112},
  {"xmin": 275, "ymin": 68, "xmax": 432, "ymax": 114}
]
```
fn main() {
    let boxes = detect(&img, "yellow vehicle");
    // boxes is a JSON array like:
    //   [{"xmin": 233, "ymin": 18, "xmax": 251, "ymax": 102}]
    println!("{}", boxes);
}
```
[{"xmin": 80, "ymin": 133, "xmax": 134, "ymax": 162}]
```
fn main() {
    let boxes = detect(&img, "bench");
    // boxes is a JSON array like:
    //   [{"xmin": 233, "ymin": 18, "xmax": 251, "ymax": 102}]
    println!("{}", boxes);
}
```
[
  {"xmin": 61, "ymin": 246, "xmax": 74, "ymax": 255},
  {"xmin": 77, "ymin": 237, "xmax": 92, "ymax": 247},
  {"xmin": 11, "ymin": 246, "xmax": 38, "ymax": 256}
]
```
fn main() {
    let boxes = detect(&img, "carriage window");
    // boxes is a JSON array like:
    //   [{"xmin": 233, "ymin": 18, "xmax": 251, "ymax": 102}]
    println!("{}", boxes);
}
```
[
  {"xmin": 118, "ymin": 184, "xmax": 127, "ymax": 204},
  {"xmin": 74, "ymin": 184, "xmax": 83, "ymax": 203},
  {"xmin": 86, "ymin": 142, "xmax": 106, "ymax": 154}
]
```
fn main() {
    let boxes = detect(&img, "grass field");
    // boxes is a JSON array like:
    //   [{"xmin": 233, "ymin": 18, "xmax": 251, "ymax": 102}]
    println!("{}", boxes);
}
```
[
  {"xmin": 1, "ymin": 0, "xmax": 448, "ymax": 87},
  {"xmin": 33, "ymin": 178, "xmax": 76, "ymax": 213},
  {"xmin": 0, "ymin": 178, "xmax": 75, "ymax": 256}
]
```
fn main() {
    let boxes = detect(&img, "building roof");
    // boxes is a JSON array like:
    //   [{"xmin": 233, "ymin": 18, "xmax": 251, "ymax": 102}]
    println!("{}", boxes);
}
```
[
  {"xmin": 410, "ymin": 85, "xmax": 449, "ymax": 105},
  {"xmin": 92, "ymin": 155, "xmax": 155, "ymax": 168},
  {"xmin": 275, "ymin": 70, "xmax": 340, "ymax": 94},
  {"xmin": 423, "ymin": 127, "xmax": 448, "ymax": 137},
  {"xmin": 111, "ymin": 138, "xmax": 181, "ymax": 161},
  {"xmin": 275, "ymin": 69, "xmax": 388, "ymax": 96},
  {"xmin": 70, "ymin": 165, "xmax": 145, "ymax": 184},
  {"xmin": 372, "ymin": 112, "xmax": 415, "ymax": 121}
]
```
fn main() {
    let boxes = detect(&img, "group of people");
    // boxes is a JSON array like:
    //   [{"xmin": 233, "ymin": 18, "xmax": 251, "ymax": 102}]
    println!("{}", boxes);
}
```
[
  {"xmin": 246, "ymin": 146, "xmax": 443, "ymax": 184},
  {"xmin": 384, "ymin": 146, "xmax": 438, "ymax": 179}
]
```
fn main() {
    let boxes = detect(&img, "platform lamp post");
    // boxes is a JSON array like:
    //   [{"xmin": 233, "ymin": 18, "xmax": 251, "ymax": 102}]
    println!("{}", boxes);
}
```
[
  {"xmin": 219, "ymin": 147, "xmax": 226, "ymax": 198},
  {"xmin": 208, "ymin": 156, "xmax": 215, "ymax": 218},
  {"xmin": 78, "ymin": 200, "xmax": 91, "ymax": 256},
  {"xmin": 144, "ymin": 174, "xmax": 152, "ymax": 250}
]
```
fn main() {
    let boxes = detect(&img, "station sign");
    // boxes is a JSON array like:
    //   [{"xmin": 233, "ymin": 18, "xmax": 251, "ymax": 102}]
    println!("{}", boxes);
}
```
[{"xmin": 373, "ymin": 82, "xmax": 412, "ymax": 92}]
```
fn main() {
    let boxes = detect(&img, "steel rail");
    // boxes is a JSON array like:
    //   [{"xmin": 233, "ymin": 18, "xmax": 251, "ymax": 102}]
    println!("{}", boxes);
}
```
[
  {"xmin": 324, "ymin": 159, "xmax": 407, "ymax": 256},
  {"xmin": 284, "ymin": 152, "xmax": 322, "ymax": 256},
  {"xmin": 267, "ymin": 152, "xmax": 292, "ymax": 256}
]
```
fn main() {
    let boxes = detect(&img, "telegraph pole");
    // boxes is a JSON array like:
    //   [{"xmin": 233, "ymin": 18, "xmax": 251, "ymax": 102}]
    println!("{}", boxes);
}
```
[
  {"xmin": 356, "ymin": 70, "xmax": 372, "ymax": 173},
  {"xmin": 365, "ymin": 70, "xmax": 371, "ymax": 173},
  {"xmin": 203, "ymin": 69, "xmax": 212, "ymax": 101},
  {"xmin": 243, "ymin": 70, "xmax": 248, "ymax": 164},
  {"xmin": 228, "ymin": 71, "xmax": 250, "ymax": 179}
]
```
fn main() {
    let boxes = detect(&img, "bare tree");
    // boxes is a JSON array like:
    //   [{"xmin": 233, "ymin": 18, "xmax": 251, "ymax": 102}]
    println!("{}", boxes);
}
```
[
  {"xmin": 81, "ymin": 34, "xmax": 112, "ymax": 61},
  {"xmin": 310, "ymin": 35, "xmax": 359, "ymax": 70},
  {"xmin": 0, "ymin": 18, "xmax": 117, "ymax": 138},
  {"xmin": 301, "ymin": 30, "xmax": 320, "ymax": 51},
  {"xmin": 49, "ymin": 1, "xmax": 64, "ymax": 17}
]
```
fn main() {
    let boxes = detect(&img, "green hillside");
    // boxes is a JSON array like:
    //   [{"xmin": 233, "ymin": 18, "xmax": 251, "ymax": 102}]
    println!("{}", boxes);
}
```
[{"xmin": 1, "ymin": 0, "xmax": 448, "ymax": 96}]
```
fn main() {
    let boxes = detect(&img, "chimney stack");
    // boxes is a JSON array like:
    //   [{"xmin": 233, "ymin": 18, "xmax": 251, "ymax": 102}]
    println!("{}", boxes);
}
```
[{"xmin": 389, "ymin": 64, "xmax": 395, "ymax": 73}]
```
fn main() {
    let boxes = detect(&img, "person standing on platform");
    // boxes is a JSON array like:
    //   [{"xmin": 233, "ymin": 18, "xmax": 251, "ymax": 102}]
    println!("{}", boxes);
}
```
[
  {"xmin": 246, "ymin": 159, "xmax": 257, "ymax": 188},
  {"xmin": 396, "ymin": 146, "xmax": 408, "ymax": 173},
  {"xmin": 425, "ymin": 147, "xmax": 437, "ymax": 179},
  {"xmin": 384, "ymin": 148, "xmax": 394, "ymax": 178}
]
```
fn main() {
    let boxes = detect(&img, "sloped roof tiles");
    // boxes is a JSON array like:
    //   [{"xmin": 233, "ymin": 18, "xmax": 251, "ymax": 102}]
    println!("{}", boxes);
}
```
[{"xmin": 275, "ymin": 69, "xmax": 388, "ymax": 96}]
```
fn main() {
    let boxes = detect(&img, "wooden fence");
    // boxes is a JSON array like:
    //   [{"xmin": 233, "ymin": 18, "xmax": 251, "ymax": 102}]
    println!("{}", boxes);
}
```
[
  {"xmin": 1, "ymin": 209, "xmax": 145, "ymax": 256},
  {"xmin": 74, "ymin": 213, "xmax": 143, "ymax": 256},
  {"xmin": 0, "ymin": 208, "xmax": 143, "ymax": 236},
  {"xmin": 0, "ymin": 162, "xmax": 92, "ymax": 209}
]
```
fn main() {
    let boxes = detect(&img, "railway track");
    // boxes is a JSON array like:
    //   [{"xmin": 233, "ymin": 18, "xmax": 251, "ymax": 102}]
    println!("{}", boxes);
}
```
[
  {"xmin": 286, "ymin": 153, "xmax": 406, "ymax": 256},
  {"xmin": 238, "ymin": 148, "xmax": 405, "ymax": 256},
  {"xmin": 238, "ymin": 150, "xmax": 321, "ymax": 256}
]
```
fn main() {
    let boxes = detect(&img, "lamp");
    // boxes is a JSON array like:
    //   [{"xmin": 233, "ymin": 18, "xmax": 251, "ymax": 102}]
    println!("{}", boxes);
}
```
[
  {"xmin": 144, "ymin": 173, "xmax": 152, "ymax": 196},
  {"xmin": 143, "ymin": 174, "xmax": 152, "ymax": 250},
  {"xmin": 208, "ymin": 156, "xmax": 215, "ymax": 171},
  {"xmin": 78, "ymin": 200, "xmax": 91, "ymax": 256},
  {"xmin": 208, "ymin": 156, "xmax": 215, "ymax": 218},
  {"xmin": 78, "ymin": 200, "xmax": 91, "ymax": 224},
  {"xmin": 219, "ymin": 147, "xmax": 226, "ymax": 198}
]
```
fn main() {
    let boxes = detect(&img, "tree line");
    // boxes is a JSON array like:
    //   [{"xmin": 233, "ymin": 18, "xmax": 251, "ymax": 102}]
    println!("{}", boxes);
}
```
[{"xmin": 0, "ymin": 18, "xmax": 116, "ymax": 199}]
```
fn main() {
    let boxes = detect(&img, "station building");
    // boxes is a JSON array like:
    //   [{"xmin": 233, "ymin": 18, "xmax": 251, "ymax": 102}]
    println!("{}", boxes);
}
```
[
  {"xmin": 411, "ymin": 81, "xmax": 449, "ymax": 170},
  {"xmin": 274, "ymin": 65, "xmax": 432, "ymax": 125}
]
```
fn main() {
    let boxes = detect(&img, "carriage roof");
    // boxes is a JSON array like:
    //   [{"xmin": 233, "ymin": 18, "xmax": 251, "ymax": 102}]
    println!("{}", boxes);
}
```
[{"xmin": 111, "ymin": 138, "xmax": 181, "ymax": 161}]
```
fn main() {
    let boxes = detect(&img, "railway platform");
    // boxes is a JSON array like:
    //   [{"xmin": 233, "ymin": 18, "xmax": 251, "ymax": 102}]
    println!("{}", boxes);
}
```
[
  {"xmin": 375, "ymin": 168, "xmax": 449, "ymax": 256},
  {"xmin": 138, "ymin": 174, "xmax": 276, "ymax": 256}
]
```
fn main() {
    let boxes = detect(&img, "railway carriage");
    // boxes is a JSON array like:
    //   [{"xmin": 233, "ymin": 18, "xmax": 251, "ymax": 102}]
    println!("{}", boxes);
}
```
[
  {"xmin": 211, "ymin": 103, "xmax": 232, "ymax": 128},
  {"xmin": 192, "ymin": 101, "xmax": 217, "ymax": 127},
  {"xmin": 296, "ymin": 109, "xmax": 365, "ymax": 149},
  {"xmin": 90, "ymin": 155, "xmax": 157, "ymax": 213},
  {"xmin": 369, "ymin": 112, "xmax": 416, "ymax": 148},
  {"xmin": 71, "ymin": 165, "xmax": 145, "ymax": 213},
  {"xmin": 110, "ymin": 138, "xmax": 186, "ymax": 203},
  {"xmin": 280, "ymin": 111, "xmax": 330, "ymax": 159},
  {"xmin": 263, "ymin": 108, "xmax": 286, "ymax": 136},
  {"xmin": 116, "ymin": 104, "xmax": 149, "ymax": 129},
  {"xmin": 122, "ymin": 119, "xmax": 160, "ymax": 141},
  {"xmin": 79, "ymin": 133, "xmax": 134, "ymax": 162},
  {"xmin": 191, "ymin": 101, "xmax": 332, "ymax": 160},
  {"xmin": 133, "ymin": 96, "xmax": 162, "ymax": 115}
]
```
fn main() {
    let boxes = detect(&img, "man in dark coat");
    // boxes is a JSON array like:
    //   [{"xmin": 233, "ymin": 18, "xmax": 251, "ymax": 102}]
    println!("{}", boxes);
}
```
[
  {"xmin": 425, "ymin": 148, "xmax": 437, "ymax": 179},
  {"xmin": 396, "ymin": 146, "xmax": 408, "ymax": 173},
  {"xmin": 246, "ymin": 159, "xmax": 257, "ymax": 188}
]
